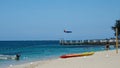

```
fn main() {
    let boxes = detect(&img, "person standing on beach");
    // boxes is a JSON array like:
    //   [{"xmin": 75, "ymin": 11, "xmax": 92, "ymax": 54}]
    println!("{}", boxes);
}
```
[{"xmin": 105, "ymin": 41, "xmax": 110, "ymax": 50}]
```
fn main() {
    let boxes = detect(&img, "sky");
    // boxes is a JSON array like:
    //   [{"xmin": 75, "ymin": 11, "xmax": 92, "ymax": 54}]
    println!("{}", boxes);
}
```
[{"xmin": 0, "ymin": 0, "xmax": 120, "ymax": 40}]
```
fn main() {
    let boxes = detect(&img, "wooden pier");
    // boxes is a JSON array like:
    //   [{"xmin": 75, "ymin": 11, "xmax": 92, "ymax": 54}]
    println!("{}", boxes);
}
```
[{"xmin": 59, "ymin": 39, "xmax": 119, "ymax": 45}]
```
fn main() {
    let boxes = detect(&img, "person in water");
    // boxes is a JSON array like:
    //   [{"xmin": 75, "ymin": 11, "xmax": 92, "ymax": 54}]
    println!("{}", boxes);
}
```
[{"xmin": 15, "ymin": 54, "xmax": 20, "ymax": 60}]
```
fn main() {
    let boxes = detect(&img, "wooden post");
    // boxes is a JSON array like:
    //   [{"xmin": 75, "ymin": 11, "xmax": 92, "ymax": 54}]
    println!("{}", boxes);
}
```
[{"xmin": 116, "ymin": 27, "xmax": 118, "ymax": 54}]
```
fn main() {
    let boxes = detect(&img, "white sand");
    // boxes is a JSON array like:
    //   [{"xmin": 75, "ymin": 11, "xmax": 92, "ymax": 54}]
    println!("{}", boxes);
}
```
[{"xmin": 8, "ymin": 50, "xmax": 120, "ymax": 68}]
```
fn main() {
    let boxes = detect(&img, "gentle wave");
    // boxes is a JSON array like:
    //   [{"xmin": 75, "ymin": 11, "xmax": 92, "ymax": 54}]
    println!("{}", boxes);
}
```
[{"xmin": 0, "ymin": 54, "xmax": 17, "ymax": 60}]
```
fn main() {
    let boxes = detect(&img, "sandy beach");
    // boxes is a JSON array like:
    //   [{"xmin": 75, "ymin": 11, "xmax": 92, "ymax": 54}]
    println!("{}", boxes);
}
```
[{"xmin": 8, "ymin": 50, "xmax": 120, "ymax": 68}]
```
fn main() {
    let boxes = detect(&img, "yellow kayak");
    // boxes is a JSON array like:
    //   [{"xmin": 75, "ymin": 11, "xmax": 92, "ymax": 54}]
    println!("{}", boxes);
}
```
[{"xmin": 60, "ymin": 52, "xmax": 94, "ymax": 58}]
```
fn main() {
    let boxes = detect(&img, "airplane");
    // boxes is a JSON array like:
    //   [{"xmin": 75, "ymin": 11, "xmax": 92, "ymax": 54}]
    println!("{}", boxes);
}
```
[{"xmin": 64, "ymin": 30, "xmax": 72, "ymax": 33}]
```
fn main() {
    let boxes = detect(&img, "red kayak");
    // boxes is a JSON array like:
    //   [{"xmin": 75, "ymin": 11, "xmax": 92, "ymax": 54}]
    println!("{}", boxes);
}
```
[{"xmin": 60, "ymin": 52, "xmax": 94, "ymax": 58}]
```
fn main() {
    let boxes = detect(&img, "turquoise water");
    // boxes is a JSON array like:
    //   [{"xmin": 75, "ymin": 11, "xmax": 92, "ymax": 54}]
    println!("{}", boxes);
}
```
[{"xmin": 0, "ymin": 41, "xmax": 115, "ymax": 68}]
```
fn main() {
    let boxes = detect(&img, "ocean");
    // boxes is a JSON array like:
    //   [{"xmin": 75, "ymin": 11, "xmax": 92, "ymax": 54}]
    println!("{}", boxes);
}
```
[{"xmin": 0, "ymin": 41, "xmax": 115, "ymax": 68}]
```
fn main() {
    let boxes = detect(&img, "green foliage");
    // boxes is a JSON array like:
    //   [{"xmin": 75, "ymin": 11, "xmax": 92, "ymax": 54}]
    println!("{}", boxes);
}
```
[{"xmin": 112, "ymin": 20, "xmax": 120, "ymax": 36}]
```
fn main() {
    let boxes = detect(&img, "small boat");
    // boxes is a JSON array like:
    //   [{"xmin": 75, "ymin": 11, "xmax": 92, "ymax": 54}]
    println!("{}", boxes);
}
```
[{"xmin": 60, "ymin": 52, "xmax": 94, "ymax": 58}]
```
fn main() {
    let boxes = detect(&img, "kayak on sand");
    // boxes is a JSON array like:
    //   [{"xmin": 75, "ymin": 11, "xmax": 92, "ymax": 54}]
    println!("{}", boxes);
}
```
[{"xmin": 60, "ymin": 52, "xmax": 94, "ymax": 58}]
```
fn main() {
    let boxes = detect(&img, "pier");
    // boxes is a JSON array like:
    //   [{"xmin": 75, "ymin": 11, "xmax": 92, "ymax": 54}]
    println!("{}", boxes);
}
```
[{"xmin": 60, "ymin": 39, "xmax": 119, "ymax": 45}]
